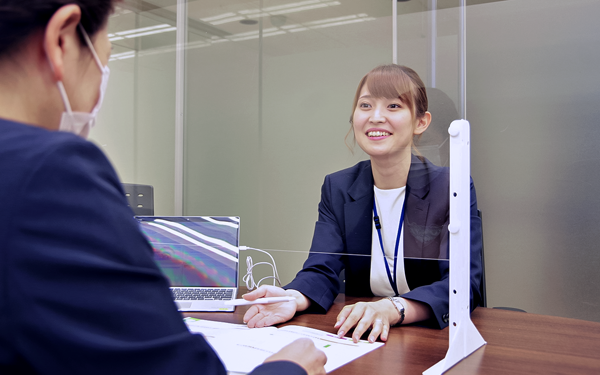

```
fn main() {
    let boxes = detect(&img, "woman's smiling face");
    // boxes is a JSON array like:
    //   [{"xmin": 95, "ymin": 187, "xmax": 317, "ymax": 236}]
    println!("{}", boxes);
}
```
[{"xmin": 352, "ymin": 86, "xmax": 426, "ymax": 161}]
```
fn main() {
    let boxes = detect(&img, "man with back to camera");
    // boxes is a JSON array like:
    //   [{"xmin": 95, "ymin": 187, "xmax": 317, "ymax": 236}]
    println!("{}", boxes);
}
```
[{"xmin": 0, "ymin": 1, "xmax": 327, "ymax": 374}]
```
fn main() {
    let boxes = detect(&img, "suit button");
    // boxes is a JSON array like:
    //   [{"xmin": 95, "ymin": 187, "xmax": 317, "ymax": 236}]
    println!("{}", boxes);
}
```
[{"xmin": 442, "ymin": 313, "xmax": 449, "ymax": 323}]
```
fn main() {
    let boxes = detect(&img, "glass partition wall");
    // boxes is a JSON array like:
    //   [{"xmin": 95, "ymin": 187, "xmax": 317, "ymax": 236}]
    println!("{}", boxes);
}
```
[
  {"xmin": 96, "ymin": 0, "xmax": 600, "ymax": 324},
  {"xmin": 93, "ymin": 3, "xmax": 178, "ymax": 215}
]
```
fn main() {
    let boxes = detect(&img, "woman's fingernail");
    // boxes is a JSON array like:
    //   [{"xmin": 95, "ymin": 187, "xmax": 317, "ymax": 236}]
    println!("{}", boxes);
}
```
[{"xmin": 337, "ymin": 330, "xmax": 345, "ymax": 338}]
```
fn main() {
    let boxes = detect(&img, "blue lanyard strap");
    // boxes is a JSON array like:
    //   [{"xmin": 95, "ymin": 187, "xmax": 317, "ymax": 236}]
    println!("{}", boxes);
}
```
[{"xmin": 373, "ymin": 196, "xmax": 406, "ymax": 296}]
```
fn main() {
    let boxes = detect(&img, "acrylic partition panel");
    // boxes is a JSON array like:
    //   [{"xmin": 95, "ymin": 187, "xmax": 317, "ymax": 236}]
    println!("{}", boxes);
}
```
[
  {"xmin": 398, "ymin": 0, "xmax": 600, "ymax": 324},
  {"xmin": 91, "ymin": 3, "xmax": 178, "ymax": 215},
  {"xmin": 183, "ymin": 0, "xmax": 394, "ymax": 285},
  {"xmin": 466, "ymin": 0, "xmax": 600, "ymax": 323},
  {"xmin": 96, "ymin": 0, "xmax": 460, "ymax": 290}
]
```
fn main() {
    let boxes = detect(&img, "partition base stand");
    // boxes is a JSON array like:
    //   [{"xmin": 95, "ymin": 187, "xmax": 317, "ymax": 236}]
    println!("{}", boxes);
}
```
[
  {"xmin": 423, "ymin": 317, "xmax": 486, "ymax": 375},
  {"xmin": 423, "ymin": 119, "xmax": 486, "ymax": 375}
]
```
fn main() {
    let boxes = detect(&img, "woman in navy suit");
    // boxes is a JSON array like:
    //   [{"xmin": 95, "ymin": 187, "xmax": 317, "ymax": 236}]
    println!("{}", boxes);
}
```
[{"xmin": 243, "ymin": 65, "xmax": 483, "ymax": 343}]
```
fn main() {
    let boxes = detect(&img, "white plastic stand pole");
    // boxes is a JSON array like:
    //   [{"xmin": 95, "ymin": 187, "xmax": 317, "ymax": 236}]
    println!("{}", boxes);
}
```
[{"xmin": 423, "ymin": 120, "xmax": 486, "ymax": 375}]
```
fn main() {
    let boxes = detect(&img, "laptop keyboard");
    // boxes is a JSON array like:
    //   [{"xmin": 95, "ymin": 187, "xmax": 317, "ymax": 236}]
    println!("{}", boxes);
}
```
[{"xmin": 171, "ymin": 288, "xmax": 235, "ymax": 301}]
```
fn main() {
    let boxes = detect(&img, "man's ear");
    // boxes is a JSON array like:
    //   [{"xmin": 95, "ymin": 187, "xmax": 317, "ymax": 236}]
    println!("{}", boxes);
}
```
[
  {"xmin": 44, "ymin": 5, "xmax": 82, "ymax": 82},
  {"xmin": 414, "ymin": 111, "xmax": 432, "ymax": 135}
]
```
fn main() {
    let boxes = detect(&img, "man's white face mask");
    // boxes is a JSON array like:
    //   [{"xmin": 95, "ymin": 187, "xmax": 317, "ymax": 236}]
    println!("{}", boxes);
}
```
[{"xmin": 55, "ymin": 24, "xmax": 110, "ymax": 138}]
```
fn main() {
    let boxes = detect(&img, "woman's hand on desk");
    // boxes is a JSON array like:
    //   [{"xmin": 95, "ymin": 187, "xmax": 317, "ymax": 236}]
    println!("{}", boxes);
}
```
[
  {"xmin": 334, "ymin": 299, "xmax": 400, "ymax": 343},
  {"xmin": 242, "ymin": 286, "xmax": 310, "ymax": 328}
]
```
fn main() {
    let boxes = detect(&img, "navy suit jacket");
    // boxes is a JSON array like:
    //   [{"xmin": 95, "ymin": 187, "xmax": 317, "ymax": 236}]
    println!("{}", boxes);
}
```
[
  {"xmin": 0, "ymin": 118, "xmax": 305, "ymax": 375},
  {"xmin": 285, "ymin": 157, "xmax": 482, "ymax": 328}
]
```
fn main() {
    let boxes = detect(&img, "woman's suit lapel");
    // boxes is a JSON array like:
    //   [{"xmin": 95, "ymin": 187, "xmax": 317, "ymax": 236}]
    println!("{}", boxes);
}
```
[
  {"xmin": 340, "ymin": 157, "xmax": 433, "ymax": 295},
  {"xmin": 343, "ymin": 162, "xmax": 374, "ymax": 296}
]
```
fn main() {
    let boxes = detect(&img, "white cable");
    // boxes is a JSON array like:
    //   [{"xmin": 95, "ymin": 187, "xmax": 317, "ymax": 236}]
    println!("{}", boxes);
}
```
[{"xmin": 239, "ymin": 246, "xmax": 281, "ymax": 290}]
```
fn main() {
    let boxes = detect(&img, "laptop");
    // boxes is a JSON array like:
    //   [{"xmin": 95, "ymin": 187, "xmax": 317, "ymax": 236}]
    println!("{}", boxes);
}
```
[{"xmin": 135, "ymin": 216, "xmax": 240, "ymax": 312}]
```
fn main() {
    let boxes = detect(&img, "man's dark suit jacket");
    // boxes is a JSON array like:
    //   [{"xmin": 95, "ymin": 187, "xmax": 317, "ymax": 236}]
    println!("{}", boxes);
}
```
[
  {"xmin": 285, "ymin": 157, "xmax": 483, "ymax": 329},
  {"xmin": 0, "ymin": 118, "xmax": 304, "ymax": 375}
]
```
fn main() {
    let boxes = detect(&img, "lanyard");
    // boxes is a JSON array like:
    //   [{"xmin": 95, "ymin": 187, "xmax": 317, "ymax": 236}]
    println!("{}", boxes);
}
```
[{"xmin": 373, "ymin": 196, "xmax": 406, "ymax": 296}]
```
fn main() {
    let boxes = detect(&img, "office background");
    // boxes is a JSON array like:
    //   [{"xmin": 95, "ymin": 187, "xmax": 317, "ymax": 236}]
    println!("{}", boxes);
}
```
[{"xmin": 92, "ymin": 0, "xmax": 600, "ymax": 323}]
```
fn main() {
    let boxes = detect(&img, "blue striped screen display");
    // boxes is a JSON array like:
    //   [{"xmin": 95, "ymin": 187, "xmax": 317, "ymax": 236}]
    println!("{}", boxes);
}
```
[{"xmin": 136, "ymin": 216, "xmax": 239, "ymax": 287}]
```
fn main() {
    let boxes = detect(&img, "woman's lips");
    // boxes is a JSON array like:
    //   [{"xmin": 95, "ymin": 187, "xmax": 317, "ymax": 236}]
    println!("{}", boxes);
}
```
[{"xmin": 366, "ymin": 129, "xmax": 392, "ymax": 139}]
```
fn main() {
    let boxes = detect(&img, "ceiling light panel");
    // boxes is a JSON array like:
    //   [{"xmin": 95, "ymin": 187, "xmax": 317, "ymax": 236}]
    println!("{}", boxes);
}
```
[
  {"xmin": 200, "ymin": 0, "xmax": 341, "ymax": 26},
  {"xmin": 115, "ymin": 24, "xmax": 171, "ymax": 36}
]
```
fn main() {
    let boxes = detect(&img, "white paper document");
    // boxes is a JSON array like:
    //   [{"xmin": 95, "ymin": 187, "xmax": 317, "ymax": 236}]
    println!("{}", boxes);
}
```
[{"xmin": 184, "ymin": 317, "xmax": 384, "ymax": 374}]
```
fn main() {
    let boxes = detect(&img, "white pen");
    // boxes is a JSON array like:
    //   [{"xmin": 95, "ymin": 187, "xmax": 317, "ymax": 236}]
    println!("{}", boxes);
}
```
[{"xmin": 224, "ymin": 296, "xmax": 296, "ymax": 306}]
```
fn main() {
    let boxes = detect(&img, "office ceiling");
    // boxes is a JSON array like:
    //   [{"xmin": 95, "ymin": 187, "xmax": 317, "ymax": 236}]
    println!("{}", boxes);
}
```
[{"xmin": 109, "ymin": 0, "xmax": 505, "ymax": 57}]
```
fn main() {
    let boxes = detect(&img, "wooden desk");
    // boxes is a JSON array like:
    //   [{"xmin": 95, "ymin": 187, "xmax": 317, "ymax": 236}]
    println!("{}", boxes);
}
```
[{"xmin": 185, "ymin": 295, "xmax": 600, "ymax": 374}]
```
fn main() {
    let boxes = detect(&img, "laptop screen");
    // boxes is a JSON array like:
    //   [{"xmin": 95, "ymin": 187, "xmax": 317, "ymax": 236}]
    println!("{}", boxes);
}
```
[{"xmin": 136, "ymin": 216, "xmax": 239, "ymax": 288}]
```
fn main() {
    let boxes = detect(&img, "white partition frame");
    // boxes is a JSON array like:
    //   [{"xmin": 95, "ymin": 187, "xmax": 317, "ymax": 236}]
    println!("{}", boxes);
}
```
[{"xmin": 423, "ymin": 120, "xmax": 486, "ymax": 375}]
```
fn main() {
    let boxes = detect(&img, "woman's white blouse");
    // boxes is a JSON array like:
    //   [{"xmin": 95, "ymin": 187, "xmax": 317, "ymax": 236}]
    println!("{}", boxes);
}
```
[{"xmin": 370, "ymin": 185, "xmax": 411, "ymax": 297}]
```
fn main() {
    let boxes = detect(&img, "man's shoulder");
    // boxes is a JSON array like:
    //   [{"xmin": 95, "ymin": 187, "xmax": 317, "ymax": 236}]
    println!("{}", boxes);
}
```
[
  {"xmin": 0, "ymin": 118, "xmax": 111, "ymax": 208},
  {"xmin": 0, "ymin": 118, "xmax": 93, "ymax": 164}
]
